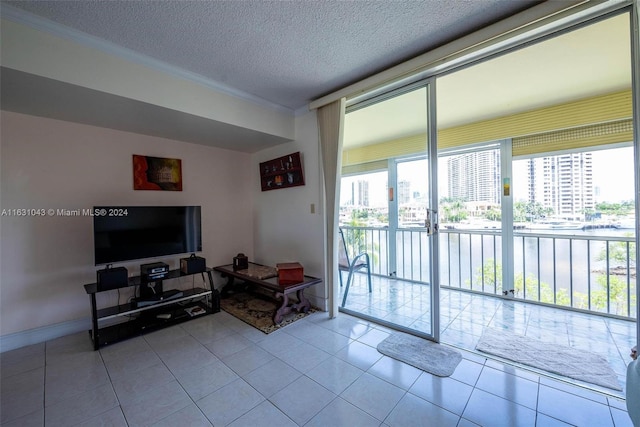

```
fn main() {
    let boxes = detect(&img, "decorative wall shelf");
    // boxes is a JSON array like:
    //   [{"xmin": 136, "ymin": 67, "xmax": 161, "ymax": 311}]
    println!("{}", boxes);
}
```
[{"xmin": 260, "ymin": 152, "xmax": 305, "ymax": 191}]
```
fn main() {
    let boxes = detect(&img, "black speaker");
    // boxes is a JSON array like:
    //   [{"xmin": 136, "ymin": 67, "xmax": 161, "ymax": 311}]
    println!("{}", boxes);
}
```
[
  {"xmin": 233, "ymin": 253, "xmax": 248, "ymax": 271},
  {"xmin": 181, "ymin": 254, "xmax": 206, "ymax": 274},
  {"xmin": 96, "ymin": 266, "xmax": 128, "ymax": 291}
]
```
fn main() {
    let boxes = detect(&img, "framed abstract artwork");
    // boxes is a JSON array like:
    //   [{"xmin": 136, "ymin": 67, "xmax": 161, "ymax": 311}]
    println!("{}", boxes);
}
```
[{"xmin": 133, "ymin": 155, "xmax": 182, "ymax": 191}]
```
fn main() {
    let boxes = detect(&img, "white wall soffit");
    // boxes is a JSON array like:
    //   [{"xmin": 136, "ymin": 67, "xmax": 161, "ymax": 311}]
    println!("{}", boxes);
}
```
[
  {"xmin": 310, "ymin": 0, "xmax": 629, "ymax": 110},
  {"xmin": 0, "ymin": 67, "xmax": 291, "ymax": 153},
  {"xmin": 0, "ymin": 7, "xmax": 295, "ymax": 141}
]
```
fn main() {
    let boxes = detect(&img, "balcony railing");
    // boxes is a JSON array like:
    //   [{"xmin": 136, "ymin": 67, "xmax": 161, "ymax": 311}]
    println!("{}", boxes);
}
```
[{"xmin": 341, "ymin": 225, "xmax": 637, "ymax": 319}]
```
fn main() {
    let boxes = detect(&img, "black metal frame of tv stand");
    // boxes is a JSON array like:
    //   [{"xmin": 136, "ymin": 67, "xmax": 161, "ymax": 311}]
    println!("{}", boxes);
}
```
[{"xmin": 83, "ymin": 267, "xmax": 220, "ymax": 350}]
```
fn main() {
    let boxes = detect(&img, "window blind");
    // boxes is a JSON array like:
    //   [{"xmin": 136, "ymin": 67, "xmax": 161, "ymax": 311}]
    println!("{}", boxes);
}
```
[
  {"xmin": 512, "ymin": 118, "xmax": 633, "ymax": 157},
  {"xmin": 342, "ymin": 89, "xmax": 633, "ymax": 173}
]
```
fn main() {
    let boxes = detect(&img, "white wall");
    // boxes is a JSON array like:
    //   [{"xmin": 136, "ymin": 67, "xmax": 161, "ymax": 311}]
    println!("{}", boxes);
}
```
[
  {"xmin": 253, "ymin": 111, "xmax": 327, "ymax": 310},
  {"xmin": 0, "ymin": 111, "xmax": 254, "ymax": 339}
]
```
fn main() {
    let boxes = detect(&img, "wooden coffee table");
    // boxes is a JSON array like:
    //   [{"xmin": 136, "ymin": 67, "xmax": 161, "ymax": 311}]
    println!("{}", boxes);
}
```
[{"xmin": 213, "ymin": 262, "xmax": 322, "ymax": 324}]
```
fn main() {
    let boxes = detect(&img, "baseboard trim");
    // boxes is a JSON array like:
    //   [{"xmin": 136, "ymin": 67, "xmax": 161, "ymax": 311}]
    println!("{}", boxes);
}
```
[
  {"xmin": 0, "ymin": 298, "xmax": 327, "ymax": 353},
  {"xmin": 307, "ymin": 294, "xmax": 328, "ymax": 312},
  {"xmin": 0, "ymin": 318, "xmax": 91, "ymax": 353}
]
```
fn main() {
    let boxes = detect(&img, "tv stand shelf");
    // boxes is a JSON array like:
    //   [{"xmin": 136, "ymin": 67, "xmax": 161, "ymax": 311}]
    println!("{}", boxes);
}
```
[{"xmin": 84, "ymin": 268, "xmax": 220, "ymax": 350}]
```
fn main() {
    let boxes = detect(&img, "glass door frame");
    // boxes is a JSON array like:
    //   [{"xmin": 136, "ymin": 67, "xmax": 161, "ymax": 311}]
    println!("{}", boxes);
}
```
[
  {"xmin": 631, "ymin": 1, "xmax": 640, "ymax": 348},
  {"xmin": 427, "ymin": 77, "xmax": 440, "ymax": 343},
  {"xmin": 339, "ymin": 77, "xmax": 441, "ymax": 342}
]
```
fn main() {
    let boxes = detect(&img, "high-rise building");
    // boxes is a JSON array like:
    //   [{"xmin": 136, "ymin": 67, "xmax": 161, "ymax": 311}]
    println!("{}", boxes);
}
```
[
  {"xmin": 447, "ymin": 150, "xmax": 501, "ymax": 203},
  {"xmin": 526, "ymin": 152, "xmax": 594, "ymax": 220},
  {"xmin": 357, "ymin": 180, "xmax": 369, "ymax": 206},
  {"xmin": 344, "ymin": 180, "xmax": 370, "ymax": 207},
  {"xmin": 398, "ymin": 180, "xmax": 411, "ymax": 204}
]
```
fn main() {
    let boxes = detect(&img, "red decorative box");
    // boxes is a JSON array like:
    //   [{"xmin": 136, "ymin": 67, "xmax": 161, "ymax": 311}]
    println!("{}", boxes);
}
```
[{"xmin": 277, "ymin": 262, "xmax": 304, "ymax": 285}]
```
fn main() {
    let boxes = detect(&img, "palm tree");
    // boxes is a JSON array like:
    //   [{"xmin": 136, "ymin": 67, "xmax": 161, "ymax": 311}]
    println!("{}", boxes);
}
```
[{"xmin": 439, "ymin": 197, "xmax": 467, "ymax": 223}]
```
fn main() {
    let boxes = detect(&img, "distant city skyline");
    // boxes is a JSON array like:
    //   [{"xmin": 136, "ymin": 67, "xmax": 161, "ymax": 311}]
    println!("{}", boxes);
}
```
[
  {"xmin": 340, "ymin": 145, "xmax": 635, "ymax": 210},
  {"xmin": 514, "ymin": 146, "xmax": 634, "ymax": 204}
]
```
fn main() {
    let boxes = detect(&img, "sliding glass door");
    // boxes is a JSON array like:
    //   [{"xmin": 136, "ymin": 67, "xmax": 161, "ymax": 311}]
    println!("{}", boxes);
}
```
[
  {"xmin": 431, "ymin": 10, "xmax": 638, "ymax": 383},
  {"xmin": 337, "ymin": 8, "xmax": 638, "ymax": 368},
  {"xmin": 339, "ymin": 82, "xmax": 440, "ymax": 341}
]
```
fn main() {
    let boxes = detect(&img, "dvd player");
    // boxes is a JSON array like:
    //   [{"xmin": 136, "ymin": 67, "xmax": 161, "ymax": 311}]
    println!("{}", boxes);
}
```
[
  {"xmin": 140, "ymin": 262, "xmax": 170, "ymax": 282},
  {"xmin": 134, "ymin": 289, "xmax": 183, "ymax": 308}
]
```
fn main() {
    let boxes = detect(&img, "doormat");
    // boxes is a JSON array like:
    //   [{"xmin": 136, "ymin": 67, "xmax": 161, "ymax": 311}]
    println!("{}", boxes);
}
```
[
  {"xmin": 377, "ymin": 332, "xmax": 462, "ymax": 377},
  {"xmin": 476, "ymin": 328, "xmax": 622, "ymax": 391},
  {"xmin": 220, "ymin": 291, "xmax": 317, "ymax": 334}
]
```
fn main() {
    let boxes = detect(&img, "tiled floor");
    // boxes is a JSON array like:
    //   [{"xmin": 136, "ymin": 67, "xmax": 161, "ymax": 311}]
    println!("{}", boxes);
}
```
[
  {"xmin": 0, "ymin": 308, "xmax": 634, "ymax": 426},
  {"xmin": 340, "ymin": 273, "xmax": 638, "ymax": 398},
  {"xmin": 340, "ymin": 273, "xmax": 636, "ymax": 397}
]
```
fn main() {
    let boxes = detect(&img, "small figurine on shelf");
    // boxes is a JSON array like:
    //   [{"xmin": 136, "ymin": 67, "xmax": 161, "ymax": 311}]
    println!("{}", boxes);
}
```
[{"xmin": 259, "ymin": 152, "xmax": 304, "ymax": 191}]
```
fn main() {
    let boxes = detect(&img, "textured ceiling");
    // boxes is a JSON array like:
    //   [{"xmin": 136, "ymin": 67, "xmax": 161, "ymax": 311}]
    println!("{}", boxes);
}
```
[{"xmin": 4, "ymin": 0, "xmax": 541, "ymax": 111}]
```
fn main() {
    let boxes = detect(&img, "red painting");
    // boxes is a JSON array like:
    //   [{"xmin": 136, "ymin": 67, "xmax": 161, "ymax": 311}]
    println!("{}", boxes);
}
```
[{"xmin": 133, "ymin": 155, "xmax": 182, "ymax": 191}]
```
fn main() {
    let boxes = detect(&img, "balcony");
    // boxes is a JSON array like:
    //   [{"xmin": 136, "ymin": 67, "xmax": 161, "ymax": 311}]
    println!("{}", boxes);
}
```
[{"xmin": 339, "ymin": 225, "xmax": 637, "ymax": 396}]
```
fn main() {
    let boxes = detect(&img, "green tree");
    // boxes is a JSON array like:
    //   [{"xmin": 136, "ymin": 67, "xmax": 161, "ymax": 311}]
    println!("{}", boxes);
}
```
[
  {"xmin": 342, "ymin": 213, "xmax": 380, "ymax": 266},
  {"xmin": 591, "ymin": 233, "xmax": 636, "ymax": 316},
  {"xmin": 345, "ymin": 211, "xmax": 367, "ymax": 250},
  {"xmin": 469, "ymin": 259, "xmax": 575, "ymax": 306},
  {"xmin": 596, "ymin": 200, "xmax": 634, "ymax": 216},
  {"xmin": 513, "ymin": 272, "xmax": 572, "ymax": 306},
  {"xmin": 439, "ymin": 197, "xmax": 468, "ymax": 223},
  {"xmin": 514, "ymin": 201, "xmax": 553, "ymax": 222},
  {"xmin": 464, "ymin": 258, "xmax": 502, "ymax": 293},
  {"xmin": 375, "ymin": 211, "xmax": 389, "ymax": 223},
  {"xmin": 353, "ymin": 209, "xmax": 369, "ymax": 221},
  {"xmin": 483, "ymin": 207, "xmax": 501, "ymax": 221},
  {"xmin": 513, "ymin": 202, "xmax": 525, "ymax": 222},
  {"xmin": 597, "ymin": 233, "xmax": 636, "ymax": 265},
  {"xmin": 591, "ymin": 275, "xmax": 636, "ymax": 316}
]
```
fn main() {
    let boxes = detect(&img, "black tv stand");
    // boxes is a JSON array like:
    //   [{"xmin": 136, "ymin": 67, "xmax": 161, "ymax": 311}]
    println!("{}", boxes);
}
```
[
  {"xmin": 133, "ymin": 289, "xmax": 184, "ymax": 308},
  {"xmin": 83, "ymin": 267, "xmax": 219, "ymax": 350}
]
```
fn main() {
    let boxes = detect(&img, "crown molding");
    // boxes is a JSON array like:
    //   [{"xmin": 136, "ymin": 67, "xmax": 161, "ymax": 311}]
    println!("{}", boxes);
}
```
[{"xmin": 0, "ymin": 3, "xmax": 294, "ymax": 115}]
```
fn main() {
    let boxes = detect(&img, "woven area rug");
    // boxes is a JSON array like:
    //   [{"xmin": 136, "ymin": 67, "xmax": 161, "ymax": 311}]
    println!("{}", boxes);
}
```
[
  {"xmin": 476, "ymin": 328, "xmax": 621, "ymax": 391},
  {"xmin": 220, "ymin": 291, "xmax": 316, "ymax": 334},
  {"xmin": 377, "ymin": 332, "xmax": 462, "ymax": 377}
]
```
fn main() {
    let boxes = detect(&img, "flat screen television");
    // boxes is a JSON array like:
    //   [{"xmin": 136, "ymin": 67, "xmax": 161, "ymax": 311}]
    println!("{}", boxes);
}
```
[{"xmin": 93, "ymin": 206, "xmax": 202, "ymax": 265}]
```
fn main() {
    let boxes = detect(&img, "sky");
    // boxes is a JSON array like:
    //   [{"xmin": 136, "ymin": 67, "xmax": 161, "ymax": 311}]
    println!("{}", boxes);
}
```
[{"xmin": 588, "ymin": 146, "xmax": 635, "ymax": 202}]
